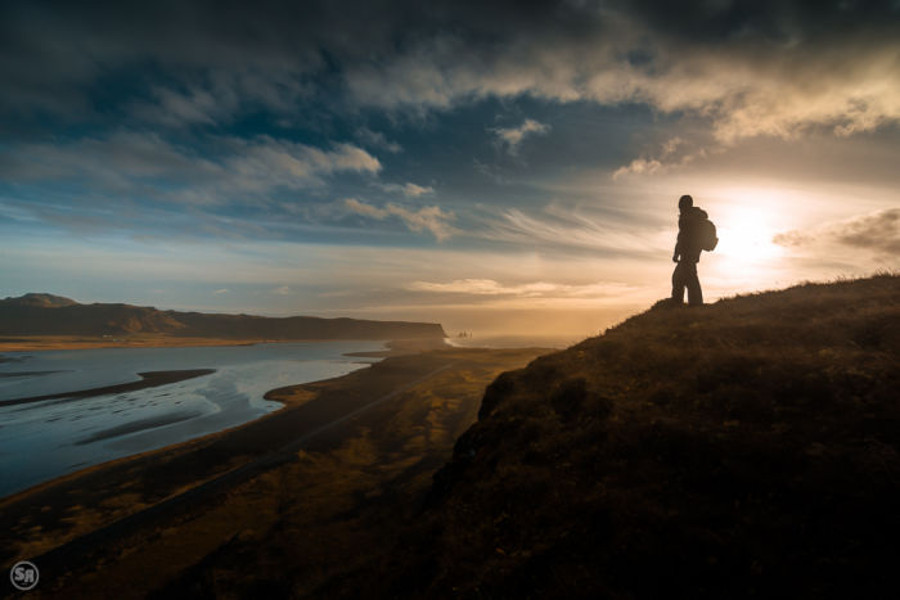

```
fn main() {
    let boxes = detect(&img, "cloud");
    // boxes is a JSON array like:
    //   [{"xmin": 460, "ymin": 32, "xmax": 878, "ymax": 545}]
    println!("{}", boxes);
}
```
[
  {"xmin": 0, "ymin": 131, "xmax": 212, "ymax": 185},
  {"xmin": 492, "ymin": 119, "xmax": 551, "ymax": 155},
  {"xmin": 0, "ymin": 132, "xmax": 381, "ymax": 200},
  {"xmin": 344, "ymin": 198, "xmax": 456, "ymax": 240},
  {"xmin": 356, "ymin": 127, "xmax": 403, "ymax": 154},
  {"xmin": 339, "ymin": 2, "xmax": 900, "ymax": 148},
  {"xmin": 272, "ymin": 285, "xmax": 292, "ymax": 295},
  {"xmin": 612, "ymin": 157, "xmax": 665, "ymax": 180},
  {"xmin": 0, "ymin": 1, "xmax": 324, "ymax": 121},
  {"xmin": 377, "ymin": 182, "xmax": 435, "ymax": 197},
  {"xmin": 223, "ymin": 138, "xmax": 381, "ymax": 192},
  {"xmin": 774, "ymin": 209, "xmax": 900, "ymax": 256},
  {"xmin": 834, "ymin": 209, "xmax": 900, "ymax": 254},
  {"xmin": 612, "ymin": 137, "xmax": 708, "ymax": 179},
  {"xmin": 2, "ymin": 1, "xmax": 896, "ymax": 153},
  {"xmin": 477, "ymin": 203, "xmax": 667, "ymax": 256},
  {"xmin": 406, "ymin": 278, "xmax": 637, "ymax": 299},
  {"xmin": 130, "ymin": 82, "xmax": 240, "ymax": 128},
  {"xmin": 344, "ymin": 198, "xmax": 387, "ymax": 219},
  {"xmin": 213, "ymin": 288, "xmax": 229, "ymax": 294}
]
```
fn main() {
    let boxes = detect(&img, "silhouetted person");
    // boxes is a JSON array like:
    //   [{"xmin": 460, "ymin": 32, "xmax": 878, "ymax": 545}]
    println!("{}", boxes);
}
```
[{"xmin": 672, "ymin": 194, "xmax": 706, "ymax": 306}]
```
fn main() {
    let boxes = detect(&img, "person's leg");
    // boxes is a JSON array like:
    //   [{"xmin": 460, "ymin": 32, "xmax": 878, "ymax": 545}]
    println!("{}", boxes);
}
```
[
  {"xmin": 686, "ymin": 262, "xmax": 703, "ymax": 306},
  {"xmin": 671, "ymin": 262, "xmax": 686, "ymax": 303}
]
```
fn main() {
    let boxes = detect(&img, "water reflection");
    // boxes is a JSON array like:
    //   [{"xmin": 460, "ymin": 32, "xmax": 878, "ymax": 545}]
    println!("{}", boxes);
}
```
[{"xmin": 0, "ymin": 341, "xmax": 384, "ymax": 497}]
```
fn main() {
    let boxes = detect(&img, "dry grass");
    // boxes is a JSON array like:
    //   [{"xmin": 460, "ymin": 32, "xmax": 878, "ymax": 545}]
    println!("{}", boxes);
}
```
[
  {"xmin": 339, "ymin": 274, "xmax": 900, "ymax": 599},
  {"xmin": 13, "ymin": 347, "xmax": 546, "ymax": 599},
  {"xmin": 13, "ymin": 275, "xmax": 898, "ymax": 599}
]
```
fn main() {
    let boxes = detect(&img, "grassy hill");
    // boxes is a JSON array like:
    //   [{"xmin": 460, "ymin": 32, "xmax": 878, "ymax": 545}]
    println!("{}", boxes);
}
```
[
  {"xmin": 331, "ymin": 274, "xmax": 899, "ymax": 599},
  {"xmin": 30, "ymin": 276, "xmax": 895, "ymax": 599}
]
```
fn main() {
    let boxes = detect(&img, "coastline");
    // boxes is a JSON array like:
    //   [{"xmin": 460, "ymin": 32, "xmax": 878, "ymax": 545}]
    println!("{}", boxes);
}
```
[
  {"xmin": 0, "ymin": 368, "xmax": 216, "ymax": 407},
  {"xmin": 0, "ymin": 335, "xmax": 272, "ymax": 352},
  {"xmin": 0, "ymin": 339, "xmax": 403, "ymax": 500},
  {"xmin": 0, "ymin": 345, "xmax": 552, "ymax": 596},
  {"xmin": 0, "ymin": 334, "xmax": 448, "ymax": 353},
  {"xmin": 0, "ymin": 337, "xmax": 452, "ymax": 504}
]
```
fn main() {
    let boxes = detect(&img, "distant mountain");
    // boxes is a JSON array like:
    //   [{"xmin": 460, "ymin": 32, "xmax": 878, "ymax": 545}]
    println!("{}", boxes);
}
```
[
  {"xmin": 2, "ymin": 293, "xmax": 79, "ymax": 308},
  {"xmin": 347, "ymin": 274, "xmax": 899, "ymax": 598},
  {"xmin": 0, "ymin": 294, "xmax": 446, "ymax": 340}
]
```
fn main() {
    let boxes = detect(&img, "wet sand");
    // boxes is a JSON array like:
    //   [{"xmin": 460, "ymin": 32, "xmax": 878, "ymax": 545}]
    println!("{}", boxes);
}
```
[
  {"xmin": 73, "ymin": 411, "xmax": 206, "ymax": 445},
  {"xmin": 0, "ymin": 346, "xmax": 550, "ymax": 598},
  {"xmin": 0, "ymin": 369, "xmax": 216, "ymax": 407}
]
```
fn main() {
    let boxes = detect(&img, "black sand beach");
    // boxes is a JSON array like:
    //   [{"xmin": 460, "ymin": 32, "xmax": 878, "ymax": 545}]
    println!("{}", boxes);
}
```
[
  {"xmin": 0, "ymin": 346, "xmax": 548, "ymax": 598},
  {"xmin": 0, "ymin": 369, "xmax": 216, "ymax": 407}
]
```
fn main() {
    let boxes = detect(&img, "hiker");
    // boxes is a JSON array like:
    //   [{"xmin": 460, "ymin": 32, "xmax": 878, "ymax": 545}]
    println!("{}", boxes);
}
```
[{"xmin": 671, "ymin": 194, "xmax": 712, "ymax": 306}]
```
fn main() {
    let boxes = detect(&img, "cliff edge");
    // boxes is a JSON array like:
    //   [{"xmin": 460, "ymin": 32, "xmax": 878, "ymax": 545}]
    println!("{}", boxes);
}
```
[{"xmin": 345, "ymin": 274, "xmax": 899, "ymax": 599}]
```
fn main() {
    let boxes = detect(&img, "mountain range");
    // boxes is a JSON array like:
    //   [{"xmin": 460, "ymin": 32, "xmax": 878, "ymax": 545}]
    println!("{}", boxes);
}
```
[{"xmin": 0, "ymin": 293, "xmax": 446, "ymax": 340}]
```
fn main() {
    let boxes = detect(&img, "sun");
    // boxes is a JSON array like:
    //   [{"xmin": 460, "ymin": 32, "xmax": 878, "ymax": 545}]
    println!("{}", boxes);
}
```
[
  {"xmin": 703, "ymin": 189, "xmax": 797, "ymax": 296},
  {"xmin": 715, "ymin": 208, "xmax": 784, "ymax": 264}
]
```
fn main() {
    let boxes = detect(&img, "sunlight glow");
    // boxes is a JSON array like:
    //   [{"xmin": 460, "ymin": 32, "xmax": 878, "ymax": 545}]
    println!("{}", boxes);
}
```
[
  {"xmin": 716, "ymin": 209, "xmax": 784, "ymax": 263},
  {"xmin": 712, "ymin": 188, "xmax": 791, "ymax": 266},
  {"xmin": 701, "ymin": 189, "xmax": 796, "ymax": 297}
]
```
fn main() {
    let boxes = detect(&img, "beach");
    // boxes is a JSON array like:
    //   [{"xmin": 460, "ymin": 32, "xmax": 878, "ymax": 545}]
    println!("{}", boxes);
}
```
[
  {"xmin": 0, "ymin": 369, "xmax": 216, "ymax": 407},
  {"xmin": 0, "ymin": 340, "xmax": 395, "ymax": 498},
  {"xmin": 0, "ymin": 344, "xmax": 551, "ymax": 598}
]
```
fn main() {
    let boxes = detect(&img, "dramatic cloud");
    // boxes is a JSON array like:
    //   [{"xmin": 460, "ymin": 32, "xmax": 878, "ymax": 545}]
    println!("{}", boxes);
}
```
[
  {"xmin": 0, "ymin": 1, "xmax": 896, "ymax": 328},
  {"xmin": 774, "ymin": 209, "xmax": 900, "ymax": 256},
  {"xmin": 0, "ymin": 133, "xmax": 381, "ymax": 201},
  {"xmin": 492, "ymin": 119, "xmax": 551, "ymax": 155},
  {"xmin": 3, "ymin": 1, "xmax": 896, "ymax": 150},
  {"xmin": 344, "ymin": 198, "xmax": 456, "ymax": 241},
  {"xmin": 338, "ymin": 2, "xmax": 900, "ymax": 152}
]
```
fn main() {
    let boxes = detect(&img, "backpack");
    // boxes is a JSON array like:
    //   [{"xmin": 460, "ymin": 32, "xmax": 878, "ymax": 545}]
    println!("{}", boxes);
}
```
[{"xmin": 698, "ymin": 217, "xmax": 718, "ymax": 252}]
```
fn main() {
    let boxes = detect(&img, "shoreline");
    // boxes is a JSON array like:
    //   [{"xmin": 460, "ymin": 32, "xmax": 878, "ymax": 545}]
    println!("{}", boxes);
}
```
[
  {"xmin": 0, "ymin": 348, "xmax": 547, "ymax": 506},
  {"xmin": 0, "ymin": 368, "xmax": 216, "ymax": 407},
  {"xmin": 0, "ymin": 335, "xmax": 449, "ymax": 353},
  {"xmin": 0, "ymin": 338, "xmax": 454, "ymax": 502},
  {"xmin": 0, "ymin": 346, "xmax": 551, "ymax": 584},
  {"xmin": 0, "ymin": 348, "xmax": 552, "ymax": 597}
]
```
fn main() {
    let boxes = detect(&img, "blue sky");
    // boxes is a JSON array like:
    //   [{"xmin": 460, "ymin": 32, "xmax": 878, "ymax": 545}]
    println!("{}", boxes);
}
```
[{"xmin": 1, "ymin": 0, "xmax": 898, "ymax": 336}]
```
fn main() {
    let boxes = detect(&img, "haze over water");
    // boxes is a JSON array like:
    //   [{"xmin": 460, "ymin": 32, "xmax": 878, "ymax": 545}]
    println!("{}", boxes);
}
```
[{"xmin": 0, "ymin": 341, "xmax": 384, "ymax": 497}]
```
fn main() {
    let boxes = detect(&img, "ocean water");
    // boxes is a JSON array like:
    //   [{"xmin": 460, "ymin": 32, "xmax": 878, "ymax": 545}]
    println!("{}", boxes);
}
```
[
  {"xmin": 445, "ymin": 334, "xmax": 583, "ymax": 349},
  {"xmin": 0, "ymin": 341, "xmax": 385, "ymax": 497}
]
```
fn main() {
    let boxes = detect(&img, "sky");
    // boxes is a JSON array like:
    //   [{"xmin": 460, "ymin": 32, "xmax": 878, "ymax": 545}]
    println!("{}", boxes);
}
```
[{"xmin": 1, "ymin": 0, "xmax": 898, "ymax": 338}]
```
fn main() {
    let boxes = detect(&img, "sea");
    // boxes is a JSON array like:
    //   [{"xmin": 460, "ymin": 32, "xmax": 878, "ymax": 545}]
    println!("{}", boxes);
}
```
[
  {"xmin": 445, "ymin": 334, "xmax": 582, "ymax": 349},
  {"xmin": 0, "ymin": 341, "xmax": 385, "ymax": 498}
]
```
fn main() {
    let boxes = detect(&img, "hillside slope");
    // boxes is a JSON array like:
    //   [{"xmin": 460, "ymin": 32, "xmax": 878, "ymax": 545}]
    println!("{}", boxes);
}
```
[
  {"xmin": 337, "ymin": 275, "xmax": 899, "ymax": 599},
  {"xmin": 0, "ymin": 294, "xmax": 445, "ymax": 340}
]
